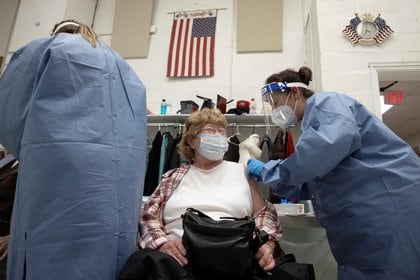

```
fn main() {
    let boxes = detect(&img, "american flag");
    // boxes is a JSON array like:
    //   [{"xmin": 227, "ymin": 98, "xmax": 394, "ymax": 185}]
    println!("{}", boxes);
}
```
[
  {"xmin": 167, "ymin": 9, "xmax": 217, "ymax": 78},
  {"xmin": 343, "ymin": 16, "xmax": 362, "ymax": 45},
  {"xmin": 373, "ymin": 16, "xmax": 394, "ymax": 44}
]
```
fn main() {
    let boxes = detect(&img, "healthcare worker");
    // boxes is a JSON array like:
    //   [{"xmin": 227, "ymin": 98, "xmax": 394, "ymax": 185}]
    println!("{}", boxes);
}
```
[
  {"xmin": 247, "ymin": 66, "xmax": 420, "ymax": 280},
  {"xmin": 0, "ymin": 20, "xmax": 147, "ymax": 279}
]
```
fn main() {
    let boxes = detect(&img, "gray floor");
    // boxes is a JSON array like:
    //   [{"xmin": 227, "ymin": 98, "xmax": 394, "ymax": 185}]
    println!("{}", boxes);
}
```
[{"xmin": 279, "ymin": 227, "xmax": 337, "ymax": 280}]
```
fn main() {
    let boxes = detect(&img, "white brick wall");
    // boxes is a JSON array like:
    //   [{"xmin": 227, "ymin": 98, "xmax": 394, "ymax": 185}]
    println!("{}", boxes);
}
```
[
  {"xmin": 5, "ymin": 0, "xmax": 420, "ymax": 117},
  {"xmin": 313, "ymin": 0, "xmax": 420, "ymax": 115}
]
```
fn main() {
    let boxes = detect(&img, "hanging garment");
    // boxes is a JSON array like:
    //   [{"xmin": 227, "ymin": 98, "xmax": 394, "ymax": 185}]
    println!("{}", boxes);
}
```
[
  {"xmin": 270, "ymin": 130, "xmax": 286, "ymax": 160},
  {"xmin": 259, "ymin": 135, "xmax": 273, "ymax": 163},
  {"xmin": 0, "ymin": 34, "xmax": 147, "ymax": 280},
  {"xmin": 0, "ymin": 155, "xmax": 17, "ymax": 280},
  {"xmin": 285, "ymin": 131, "xmax": 295, "ymax": 157},
  {"xmin": 158, "ymin": 132, "xmax": 172, "ymax": 182},
  {"xmin": 239, "ymin": 134, "xmax": 262, "ymax": 164},
  {"xmin": 257, "ymin": 135, "xmax": 274, "ymax": 200},
  {"xmin": 164, "ymin": 133, "xmax": 184, "ymax": 173},
  {"xmin": 144, "ymin": 131, "xmax": 163, "ymax": 196},
  {"xmin": 262, "ymin": 92, "xmax": 420, "ymax": 279},
  {"xmin": 224, "ymin": 135, "xmax": 241, "ymax": 162},
  {"xmin": 268, "ymin": 130, "xmax": 293, "ymax": 202},
  {"xmin": 0, "ymin": 155, "xmax": 18, "ymax": 236}
]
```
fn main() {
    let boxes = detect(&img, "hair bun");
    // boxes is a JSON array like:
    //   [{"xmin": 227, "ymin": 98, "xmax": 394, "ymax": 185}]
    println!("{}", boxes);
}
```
[{"xmin": 298, "ymin": 66, "xmax": 312, "ymax": 85}]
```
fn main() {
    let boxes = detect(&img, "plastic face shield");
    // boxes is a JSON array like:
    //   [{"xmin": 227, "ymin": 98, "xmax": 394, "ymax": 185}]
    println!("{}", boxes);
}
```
[
  {"xmin": 260, "ymin": 82, "xmax": 309, "ymax": 131},
  {"xmin": 260, "ymin": 82, "xmax": 289, "ymax": 134},
  {"xmin": 261, "ymin": 81, "xmax": 309, "ymax": 108},
  {"xmin": 51, "ymin": 22, "xmax": 80, "ymax": 36},
  {"xmin": 261, "ymin": 82, "xmax": 308, "ymax": 101}
]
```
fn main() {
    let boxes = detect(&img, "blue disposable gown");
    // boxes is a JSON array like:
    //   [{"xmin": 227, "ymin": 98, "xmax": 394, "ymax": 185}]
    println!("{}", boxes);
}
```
[
  {"xmin": 0, "ymin": 34, "xmax": 147, "ymax": 279},
  {"xmin": 263, "ymin": 92, "xmax": 420, "ymax": 279}
]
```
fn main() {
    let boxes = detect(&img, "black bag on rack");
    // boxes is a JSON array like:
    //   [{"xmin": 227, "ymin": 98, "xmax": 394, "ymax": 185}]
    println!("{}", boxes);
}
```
[{"xmin": 182, "ymin": 207, "xmax": 269, "ymax": 280}]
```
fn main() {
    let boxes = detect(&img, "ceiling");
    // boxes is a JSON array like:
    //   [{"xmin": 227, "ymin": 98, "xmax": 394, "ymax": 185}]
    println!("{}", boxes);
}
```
[{"xmin": 379, "ymin": 70, "xmax": 420, "ymax": 152}]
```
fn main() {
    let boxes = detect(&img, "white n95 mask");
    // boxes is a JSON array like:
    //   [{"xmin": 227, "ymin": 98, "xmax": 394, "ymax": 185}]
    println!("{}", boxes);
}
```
[
  {"xmin": 271, "ymin": 104, "xmax": 297, "ymax": 130},
  {"xmin": 198, "ymin": 134, "xmax": 229, "ymax": 161}
]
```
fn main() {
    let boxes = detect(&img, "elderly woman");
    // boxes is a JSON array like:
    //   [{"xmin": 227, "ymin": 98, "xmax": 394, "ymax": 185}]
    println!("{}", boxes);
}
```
[{"xmin": 136, "ymin": 108, "xmax": 281, "ymax": 279}]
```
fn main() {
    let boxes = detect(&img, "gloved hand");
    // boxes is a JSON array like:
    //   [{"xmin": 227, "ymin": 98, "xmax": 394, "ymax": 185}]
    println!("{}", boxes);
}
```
[{"xmin": 247, "ymin": 159, "xmax": 264, "ymax": 182}]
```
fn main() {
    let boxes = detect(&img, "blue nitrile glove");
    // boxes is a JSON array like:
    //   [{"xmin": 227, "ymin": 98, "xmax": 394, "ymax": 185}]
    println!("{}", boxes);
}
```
[{"xmin": 247, "ymin": 159, "xmax": 264, "ymax": 182}]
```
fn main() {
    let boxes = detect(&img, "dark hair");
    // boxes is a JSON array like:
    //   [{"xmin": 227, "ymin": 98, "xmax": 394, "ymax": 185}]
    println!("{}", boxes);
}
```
[
  {"xmin": 51, "ymin": 19, "xmax": 98, "ymax": 47},
  {"xmin": 266, "ymin": 66, "xmax": 314, "ymax": 99}
]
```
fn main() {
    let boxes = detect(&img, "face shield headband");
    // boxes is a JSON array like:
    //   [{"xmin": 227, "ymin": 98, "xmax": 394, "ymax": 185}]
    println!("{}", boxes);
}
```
[
  {"xmin": 261, "ymin": 82, "xmax": 309, "ymax": 103},
  {"xmin": 51, "ymin": 22, "xmax": 80, "ymax": 36}
]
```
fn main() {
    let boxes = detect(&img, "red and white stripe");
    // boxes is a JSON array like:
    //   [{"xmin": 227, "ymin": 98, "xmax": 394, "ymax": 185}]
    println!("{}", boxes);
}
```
[
  {"xmin": 343, "ymin": 26, "xmax": 361, "ymax": 45},
  {"xmin": 167, "ymin": 15, "xmax": 215, "ymax": 78},
  {"xmin": 374, "ymin": 26, "xmax": 394, "ymax": 44}
]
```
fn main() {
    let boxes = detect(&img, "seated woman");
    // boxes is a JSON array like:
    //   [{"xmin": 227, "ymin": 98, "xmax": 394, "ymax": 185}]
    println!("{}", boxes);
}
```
[{"xmin": 138, "ymin": 108, "xmax": 282, "ymax": 278}]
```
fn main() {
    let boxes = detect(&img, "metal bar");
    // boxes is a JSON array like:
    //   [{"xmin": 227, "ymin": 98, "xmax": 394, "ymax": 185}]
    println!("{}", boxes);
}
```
[
  {"xmin": 167, "ymin": 8, "xmax": 227, "ymax": 14},
  {"xmin": 147, "ymin": 123, "xmax": 184, "ymax": 127},
  {"xmin": 147, "ymin": 123, "xmax": 275, "ymax": 127}
]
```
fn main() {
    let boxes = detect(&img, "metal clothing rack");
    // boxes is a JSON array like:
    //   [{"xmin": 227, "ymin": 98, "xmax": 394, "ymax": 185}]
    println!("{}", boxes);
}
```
[
  {"xmin": 149, "ymin": 114, "xmax": 259, "ymax": 122},
  {"xmin": 147, "ymin": 114, "xmax": 276, "ymax": 135},
  {"xmin": 146, "ymin": 123, "xmax": 276, "ymax": 128}
]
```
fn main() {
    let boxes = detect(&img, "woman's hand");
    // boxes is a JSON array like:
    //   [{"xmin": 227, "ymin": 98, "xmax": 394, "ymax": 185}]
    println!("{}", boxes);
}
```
[
  {"xmin": 255, "ymin": 242, "xmax": 275, "ymax": 271},
  {"xmin": 158, "ymin": 239, "xmax": 188, "ymax": 266},
  {"xmin": 0, "ymin": 235, "xmax": 9, "ymax": 261}
]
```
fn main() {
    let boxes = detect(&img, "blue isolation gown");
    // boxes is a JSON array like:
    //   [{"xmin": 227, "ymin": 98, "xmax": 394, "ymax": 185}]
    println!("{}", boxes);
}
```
[
  {"xmin": 0, "ymin": 34, "xmax": 147, "ymax": 279},
  {"xmin": 263, "ymin": 92, "xmax": 420, "ymax": 280}
]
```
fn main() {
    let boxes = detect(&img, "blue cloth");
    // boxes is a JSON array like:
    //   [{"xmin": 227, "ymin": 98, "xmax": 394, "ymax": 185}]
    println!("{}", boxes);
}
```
[
  {"xmin": 262, "ymin": 92, "xmax": 420, "ymax": 279},
  {"xmin": 0, "ymin": 34, "xmax": 147, "ymax": 279},
  {"xmin": 158, "ymin": 132, "xmax": 171, "ymax": 182}
]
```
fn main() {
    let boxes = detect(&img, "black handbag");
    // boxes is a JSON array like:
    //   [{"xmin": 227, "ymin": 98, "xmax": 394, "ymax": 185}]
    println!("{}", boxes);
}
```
[
  {"xmin": 270, "ymin": 254, "xmax": 315, "ymax": 280},
  {"xmin": 182, "ymin": 207, "xmax": 268, "ymax": 280}
]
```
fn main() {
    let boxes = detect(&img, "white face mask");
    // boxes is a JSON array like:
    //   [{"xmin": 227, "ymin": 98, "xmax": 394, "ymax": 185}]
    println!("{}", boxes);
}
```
[
  {"xmin": 271, "ymin": 94, "xmax": 298, "ymax": 129},
  {"xmin": 197, "ymin": 134, "xmax": 229, "ymax": 161},
  {"xmin": 271, "ymin": 105, "xmax": 297, "ymax": 129}
]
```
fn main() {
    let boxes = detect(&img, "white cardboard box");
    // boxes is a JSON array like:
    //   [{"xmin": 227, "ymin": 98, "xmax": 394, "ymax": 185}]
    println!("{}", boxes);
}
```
[{"xmin": 274, "ymin": 203, "xmax": 305, "ymax": 215}]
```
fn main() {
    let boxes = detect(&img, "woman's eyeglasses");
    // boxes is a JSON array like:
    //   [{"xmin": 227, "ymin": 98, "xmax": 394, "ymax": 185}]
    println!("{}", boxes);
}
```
[{"xmin": 200, "ymin": 126, "xmax": 227, "ymax": 136}]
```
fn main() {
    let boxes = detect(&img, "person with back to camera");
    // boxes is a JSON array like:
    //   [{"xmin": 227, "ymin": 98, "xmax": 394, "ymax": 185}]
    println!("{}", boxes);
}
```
[
  {"xmin": 247, "ymin": 66, "xmax": 420, "ymax": 279},
  {"xmin": 133, "ymin": 108, "xmax": 282, "ymax": 279},
  {"xmin": 0, "ymin": 20, "xmax": 147, "ymax": 279}
]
